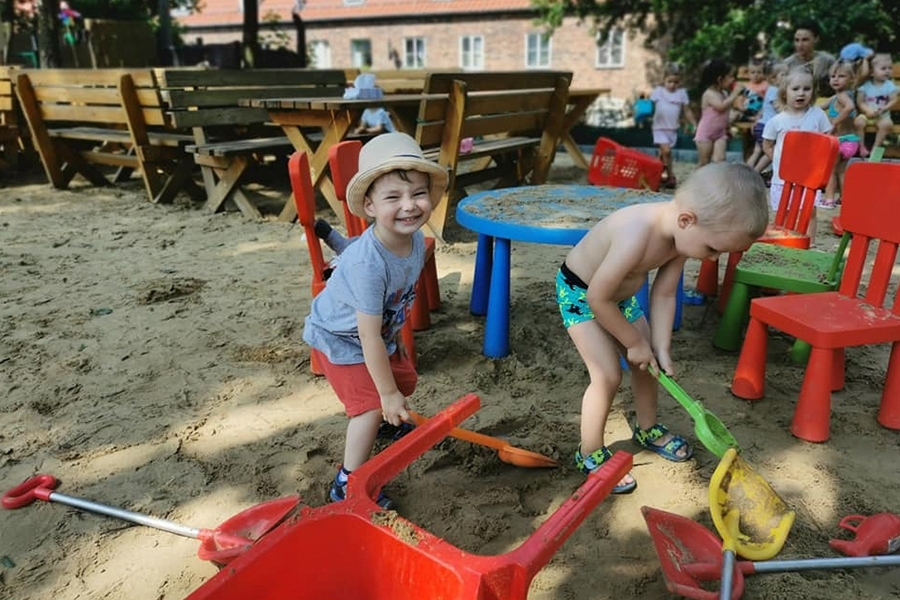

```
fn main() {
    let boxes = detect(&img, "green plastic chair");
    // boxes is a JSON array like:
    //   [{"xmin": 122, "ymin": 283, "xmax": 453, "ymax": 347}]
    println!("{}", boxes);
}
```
[
  {"xmin": 712, "ymin": 233, "xmax": 849, "ymax": 353},
  {"xmin": 713, "ymin": 148, "xmax": 883, "ymax": 358}
]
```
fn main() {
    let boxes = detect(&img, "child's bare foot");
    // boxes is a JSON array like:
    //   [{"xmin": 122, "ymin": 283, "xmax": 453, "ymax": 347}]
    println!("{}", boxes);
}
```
[{"xmin": 859, "ymin": 145, "xmax": 870, "ymax": 158}]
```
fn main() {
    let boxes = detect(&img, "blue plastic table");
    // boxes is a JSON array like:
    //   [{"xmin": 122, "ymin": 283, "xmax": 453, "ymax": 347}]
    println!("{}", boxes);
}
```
[{"xmin": 455, "ymin": 184, "xmax": 682, "ymax": 358}]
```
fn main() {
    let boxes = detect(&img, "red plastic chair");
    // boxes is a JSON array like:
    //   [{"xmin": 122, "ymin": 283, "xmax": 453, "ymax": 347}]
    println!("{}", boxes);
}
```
[
  {"xmin": 289, "ymin": 151, "xmax": 417, "ymax": 374},
  {"xmin": 696, "ymin": 131, "xmax": 840, "ymax": 310},
  {"xmin": 587, "ymin": 137, "xmax": 664, "ymax": 191},
  {"xmin": 328, "ymin": 140, "xmax": 440, "ymax": 331},
  {"xmin": 731, "ymin": 161, "xmax": 900, "ymax": 442}
]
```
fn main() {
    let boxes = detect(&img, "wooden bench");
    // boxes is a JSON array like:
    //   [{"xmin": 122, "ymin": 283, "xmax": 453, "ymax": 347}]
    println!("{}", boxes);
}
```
[
  {"xmin": 15, "ymin": 68, "xmax": 200, "ymax": 202},
  {"xmin": 0, "ymin": 66, "xmax": 21, "ymax": 171},
  {"xmin": 416, "ymin": 70, "xmax": 572, "ymax": 238},
  {"xmin": 154, "ymin": 68, "xmax": 347, "ymax": 218}
]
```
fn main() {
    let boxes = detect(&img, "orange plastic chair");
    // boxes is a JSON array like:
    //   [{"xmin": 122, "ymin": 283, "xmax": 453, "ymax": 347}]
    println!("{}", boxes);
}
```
[
  {"xmin": 696, "ymin": 131, "xmax": 840, "ymax": 310},
  {"xmin": 289, "ymin": 150, "xmax": 417, "ymax": 374},
  {"xmin": 587, "ymin": 137, "xmax": 664, "ymax": 191},
  {"xmin": 328, "ymin": 140, "xmax": 440, "ymax": 331},
  {"xmin": 731, "ymin": 161, "xmax": 900, "ymax": 442}
]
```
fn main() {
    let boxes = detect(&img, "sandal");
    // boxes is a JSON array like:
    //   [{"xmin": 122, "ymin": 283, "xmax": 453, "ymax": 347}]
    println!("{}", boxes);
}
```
[
  {"xmin": 632, "ymin": 423, "xmax": 693, "ymax": 462},
  {"xmin": 574, "ymin": 446, "xmax": 637, "ymax": 494}
]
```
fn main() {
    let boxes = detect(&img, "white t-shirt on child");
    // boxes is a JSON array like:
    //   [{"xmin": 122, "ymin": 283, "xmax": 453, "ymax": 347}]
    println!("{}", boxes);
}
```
[
  {"xmin": 650, "ymin": 86, "xmax": 690, "ymax": 132},
  {"xmin": 762, "ymin": 106, "xmax": 832, "ymax": 209}
]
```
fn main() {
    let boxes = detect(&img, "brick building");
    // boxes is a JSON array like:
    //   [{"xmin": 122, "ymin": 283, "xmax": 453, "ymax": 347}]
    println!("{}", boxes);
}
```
[{"xmin": 177, "ymin": 0, "xmax": 659, "ymax": 105}]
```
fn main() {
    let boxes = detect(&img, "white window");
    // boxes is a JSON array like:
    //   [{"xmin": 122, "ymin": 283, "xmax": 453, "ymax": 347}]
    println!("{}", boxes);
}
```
[
  {"xmin": 404, "ymin": 37, "xmax": 425, "ymax": 68},
  {"xmin": 343, "ymin": 0, "xmax": 364, "ymax": 5},
  {"xmin": 311, "ymin": 40, "xmax": 331, "ymax": 68},
  {"xmin": 525, "ymin": 32, "xmax": 551, "ymax": 68},
  {"xmin": 350, "ymin": 39, "xmax": 372, "ymax": 68},
  {"xmin": 596, "ymin": 28, "xmax": 624, "ymax": 68},
  {"xmin": 460, "ymin": 35, "xmax": 484, "ymax": 70}
]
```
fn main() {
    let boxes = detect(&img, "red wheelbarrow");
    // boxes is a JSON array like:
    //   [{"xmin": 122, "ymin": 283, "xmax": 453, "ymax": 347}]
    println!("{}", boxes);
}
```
[{"xmin": 186, "ymin": 393, "xmax": 631, "ymax": 600}]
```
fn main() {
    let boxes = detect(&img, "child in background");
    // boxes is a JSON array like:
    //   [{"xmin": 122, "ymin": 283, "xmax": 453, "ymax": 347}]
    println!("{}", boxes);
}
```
[
  {"xmin": 734, "ymin": 58, "xmax": 769, "ymax": 123},
  {"xmin": 856, "ymin": 53, "xmax": 898, "ymax": 158},
  {"xmin": 747, "ymin": 62, "xmax": 788, "ymax": 175},
  {"xmin": 762, "ymin": 67, "xmax": 832, "ymax": 241},
  {"xmin": 650, "ymin": 62, "xmax": 696, "ymax": 188},
  {"xmin": 354, "ymin": 107, "xmax": 396, "ymax": 135},
  {"xmin": 823, "ymin": 59, "xmax": 863, "ymax": 207},
  {"xmin": 694, "ymin": 58, "xmax": 745, "ymax": 166},
  {"xmin": 556, "ymin": 162, "xmax": 768, "ymax": 492},
  {"xmin": 303, "ymin": 132, "xmax": 448, "ymax": 510}
]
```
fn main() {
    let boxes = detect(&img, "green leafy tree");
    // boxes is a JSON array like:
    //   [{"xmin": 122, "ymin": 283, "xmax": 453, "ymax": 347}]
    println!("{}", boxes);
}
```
[{"xmin": 533, "ymin": 0, "xmax": 897, "ymax": 88}]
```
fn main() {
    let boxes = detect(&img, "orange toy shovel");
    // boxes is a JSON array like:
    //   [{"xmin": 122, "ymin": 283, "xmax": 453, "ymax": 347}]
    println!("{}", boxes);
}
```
[{"xmin": 409, "ymin": 412, "xmax": 558, "ymax": 468}]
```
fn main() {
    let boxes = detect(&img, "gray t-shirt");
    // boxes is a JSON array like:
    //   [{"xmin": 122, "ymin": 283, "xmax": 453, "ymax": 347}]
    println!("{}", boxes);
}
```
[{"xmin": 302, "ymin": 227, "xmax": 425, "ymax": 365}]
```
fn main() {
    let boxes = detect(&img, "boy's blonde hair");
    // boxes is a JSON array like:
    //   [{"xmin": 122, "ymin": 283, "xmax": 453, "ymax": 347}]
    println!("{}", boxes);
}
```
[
  {"xmin": 676, "ymin": 162, "xmax": 768, "ymax": 238},
  {"xmin": 872, "ymin": 53, "xmax": 893, "ymax": 70}
]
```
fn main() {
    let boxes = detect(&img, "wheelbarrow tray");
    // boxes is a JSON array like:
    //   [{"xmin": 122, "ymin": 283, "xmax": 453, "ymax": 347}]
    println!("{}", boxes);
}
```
[{"xmin": 186, "ymin": 393, "xmax": 631, "ymax": 600}]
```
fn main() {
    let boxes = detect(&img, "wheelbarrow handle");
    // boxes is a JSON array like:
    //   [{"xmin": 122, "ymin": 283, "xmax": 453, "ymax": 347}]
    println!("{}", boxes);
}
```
[
  {"xmin": 507, "ymin": 450, "xmax": 632, "ymax": 579},
  {"xmin": 2, "ymin": 474, "xmax": 58, "ymax": 508}
]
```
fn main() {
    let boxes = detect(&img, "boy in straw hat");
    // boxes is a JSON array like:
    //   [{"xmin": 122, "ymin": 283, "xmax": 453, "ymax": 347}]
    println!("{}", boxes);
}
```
[{"xmin": 303, "ymin": 132, "xmax": 448, "ymax": 510}]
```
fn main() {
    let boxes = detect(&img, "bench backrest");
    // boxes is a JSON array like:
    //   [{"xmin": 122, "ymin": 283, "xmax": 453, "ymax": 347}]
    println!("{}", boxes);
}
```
[
  {"xmin": 16, "ymin": 68, "xmax": 166, "ymax": 128},
  {"xmin": 154, "ymin": 68, "xmax": 347, "ymax": 129},
  {"xmin": 344, "ymin": 68, "xmax": 462, "ymax": 94},
  {"xmin": 423, "ymin": 70, "xmax": 572, "ymax": 95},
  {"xmin": 417, "ymin": 71, "xmax": 573, "ymax": 149}
]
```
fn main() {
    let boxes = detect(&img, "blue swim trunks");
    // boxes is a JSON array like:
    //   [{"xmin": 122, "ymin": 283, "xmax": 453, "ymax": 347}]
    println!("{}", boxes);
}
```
[{"xmin": 556, "ymin": 262, "xmax": 643, "ymax": 329}]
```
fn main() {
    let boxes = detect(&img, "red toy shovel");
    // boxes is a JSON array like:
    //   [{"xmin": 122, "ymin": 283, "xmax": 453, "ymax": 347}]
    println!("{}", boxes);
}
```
[{"xmin": 3, "ymin": 474, "xmax": 300, "ymax": 566}]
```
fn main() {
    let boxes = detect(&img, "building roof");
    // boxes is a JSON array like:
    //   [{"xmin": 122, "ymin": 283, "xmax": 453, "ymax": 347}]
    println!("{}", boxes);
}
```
[{"xmin": 180, "ymin": 0, "xmax": 536, "ymax": 29}]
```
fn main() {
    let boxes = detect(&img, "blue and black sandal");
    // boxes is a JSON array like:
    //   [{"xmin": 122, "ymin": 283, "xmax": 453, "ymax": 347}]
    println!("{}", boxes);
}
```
[
  {"xmin": 377, "ymin": 420, "xmax": 415, "ymax": 441},
  {"xmin": 574, "ymin": 445, "xmax": 637, "ymax": 494},
  {"xmin": 632, "ymin": 423, "xmax": 693, "ymax": 462}
]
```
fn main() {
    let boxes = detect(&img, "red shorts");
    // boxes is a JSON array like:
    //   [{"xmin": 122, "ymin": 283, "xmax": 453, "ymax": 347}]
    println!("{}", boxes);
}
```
[{"xmin": 311, "ymin": 348, "xmax": 417, "ymax": 417}]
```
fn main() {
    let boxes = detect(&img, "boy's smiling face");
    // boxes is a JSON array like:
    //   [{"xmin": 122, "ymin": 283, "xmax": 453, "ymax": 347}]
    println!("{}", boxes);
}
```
[{"xmin": 364, "ymin": 169, "xmax": 433, "ymax": 236}]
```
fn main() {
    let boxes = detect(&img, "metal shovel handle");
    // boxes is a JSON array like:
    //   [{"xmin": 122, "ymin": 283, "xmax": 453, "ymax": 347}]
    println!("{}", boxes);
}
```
[{"xmin": 3, "ymin": 474, "xmax": 253, "ymax": 550}]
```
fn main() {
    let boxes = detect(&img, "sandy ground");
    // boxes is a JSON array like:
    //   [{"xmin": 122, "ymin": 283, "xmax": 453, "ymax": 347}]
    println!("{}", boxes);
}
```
[{"xmin": 2, "ymin": 154, "xmax": 900, "ymax": 600}]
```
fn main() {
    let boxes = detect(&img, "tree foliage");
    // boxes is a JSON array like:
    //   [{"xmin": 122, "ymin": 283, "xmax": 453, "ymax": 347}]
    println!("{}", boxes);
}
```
[{"xmin": 533, "ymin": 0, "xmax": 897, "ymax": 86}]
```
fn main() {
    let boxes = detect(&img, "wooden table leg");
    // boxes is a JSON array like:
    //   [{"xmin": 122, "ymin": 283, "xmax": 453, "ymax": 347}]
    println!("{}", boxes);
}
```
[
  {"xmin": 277, "ymin": 111, "xmax": 356, "ymax": 222},
  {"xmin": 560, "ymin": 95, "xmax": 599, "ymax": 170}
]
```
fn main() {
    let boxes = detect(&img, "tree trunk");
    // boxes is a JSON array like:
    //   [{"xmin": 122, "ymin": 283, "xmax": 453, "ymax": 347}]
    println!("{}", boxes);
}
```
[{"xmin": 242, "ymin": 0, "xmax": 258, "ymax": 68}]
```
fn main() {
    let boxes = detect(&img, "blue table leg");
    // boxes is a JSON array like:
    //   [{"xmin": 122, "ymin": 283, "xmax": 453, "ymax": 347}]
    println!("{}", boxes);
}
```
[
  {"xmin": 483, "ymin": 237, "xmax": 511, "ymax": 358},
  {"xmin": 470, "ymin": 233, "xmax": 493, "ymax": 316}
]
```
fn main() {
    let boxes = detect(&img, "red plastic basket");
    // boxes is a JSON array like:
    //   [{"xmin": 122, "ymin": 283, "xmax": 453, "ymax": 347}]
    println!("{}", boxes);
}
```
[{"xmin": 587, "ymin": 137, "xmax": 664, "ymax": 191}]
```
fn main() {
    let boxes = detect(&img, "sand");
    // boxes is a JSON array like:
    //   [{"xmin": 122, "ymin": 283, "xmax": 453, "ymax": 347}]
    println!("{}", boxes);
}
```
[{"xmin": 1, "ymin": 156, "xmax": 899, "ymax": 600}]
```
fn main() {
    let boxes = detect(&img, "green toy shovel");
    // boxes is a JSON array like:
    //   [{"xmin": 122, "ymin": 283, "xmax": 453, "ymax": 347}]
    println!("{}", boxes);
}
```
[{"xmin": 656, "ymin": 371, "xmax": 740, "ymax": 458}]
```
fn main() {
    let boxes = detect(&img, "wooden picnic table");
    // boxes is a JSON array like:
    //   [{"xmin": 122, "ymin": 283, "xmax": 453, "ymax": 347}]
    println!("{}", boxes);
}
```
[
  {"xmin": 240, "ymin": 93, "xmax": 428, "ymax": 222},
  {"xmin": 562, "ymin": 88, "xmax": 610, "ymax": 169}
]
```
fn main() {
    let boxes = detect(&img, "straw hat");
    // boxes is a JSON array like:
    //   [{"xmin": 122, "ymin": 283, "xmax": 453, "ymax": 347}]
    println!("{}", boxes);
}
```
[{"xmin": 346, "ymin": 132, "xmax": 448, "ymax": 217}]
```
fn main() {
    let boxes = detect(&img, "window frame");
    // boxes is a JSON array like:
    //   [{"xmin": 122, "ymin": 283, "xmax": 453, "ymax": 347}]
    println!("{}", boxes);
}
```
[
  {"xmin": 524, "ymin": 31, "xmax": 551, "ymax": 69},
  {"xmin": 595, "ymin": 27, "xmax": 625, "ymax": 69},
  {"xmin": 404, "ymin": 36, "xmax": 426, "ymax": 69},
  {"xmin": 350, "ymin": 38, "xmax": 372, "ymax": 68},
  {"xmin": 459, "ymin": 34, "xmax": 485, "ymax": 71},
  {"xmin": 310, "ymin": 39, "xmax": 331, "ymax": 68}
]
